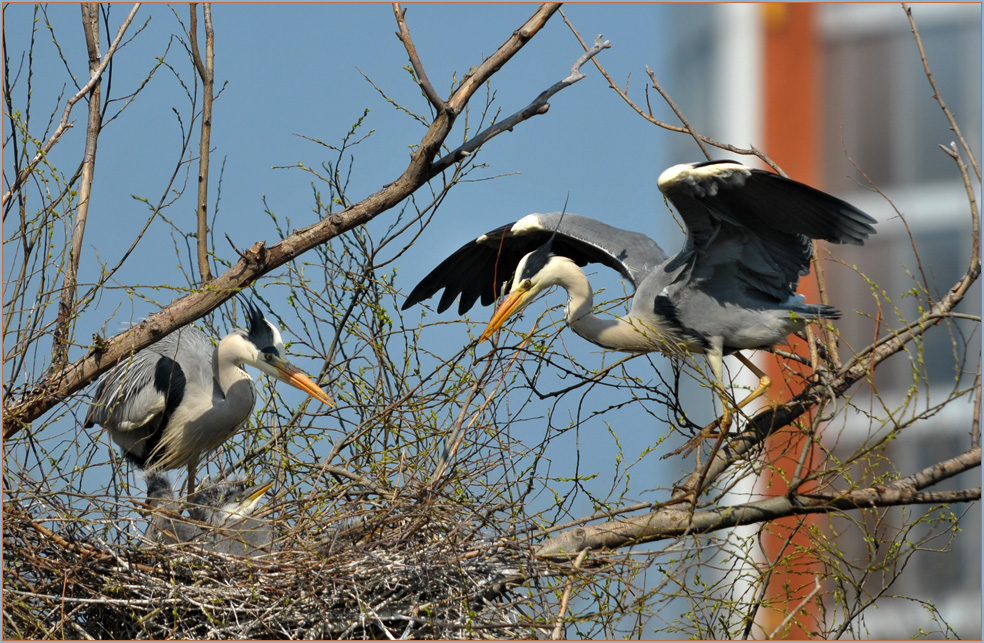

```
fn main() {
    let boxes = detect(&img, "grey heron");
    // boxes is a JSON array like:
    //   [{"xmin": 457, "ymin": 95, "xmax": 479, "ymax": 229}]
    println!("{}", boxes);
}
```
[
  {"xmin": 403, "ymin": 160, "xmax": 876, "ymax": 432},
  {"xmin": 144, "ymin": 472, "xmax": 275, "ymax": 555},
  {"xmin": 84, "ymin": 302, "xmax": 332, "ymax": 494}
]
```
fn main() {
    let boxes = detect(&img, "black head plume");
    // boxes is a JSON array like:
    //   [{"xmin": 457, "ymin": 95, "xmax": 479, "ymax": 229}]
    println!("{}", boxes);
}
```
[{"xmin": 242, "ymin": 300, "xmax": 276, "ymax": 349}]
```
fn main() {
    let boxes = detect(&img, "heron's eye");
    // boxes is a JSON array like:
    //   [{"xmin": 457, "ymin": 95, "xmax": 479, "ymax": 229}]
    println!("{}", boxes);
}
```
[{"xmin": 521, "ymin": 279, "xmax": 532, "ymax": 290}]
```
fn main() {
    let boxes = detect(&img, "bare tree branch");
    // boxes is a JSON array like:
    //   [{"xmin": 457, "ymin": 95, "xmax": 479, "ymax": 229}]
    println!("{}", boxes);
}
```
[
  {"xmin": 392, "ymin": 3, "xmax": 446, "ymax": 115},
  {"xmin": 560, "ymin": 9, "xmax": 785, "ymax": 174},
  {"xmin": 430, "ymin": 33, "xmax": 609, "ymax": 175},
  {"xmin": 51, "ymin": 4, "xmax": 105, "ymax": 370},
  {"xmin": 643, "ymin": 65, "xmax": 711, "ymax": 161},
  {"xmin": 902, "ymin": 3, "xmax": 982, "ymax": 184},
  {"xmin": 537, "ymin": 448, "xmax": 981, "ymax": 556},
  {"xmin": 190, "ymin": 2, "xmax": 214, "ymax": 284}
]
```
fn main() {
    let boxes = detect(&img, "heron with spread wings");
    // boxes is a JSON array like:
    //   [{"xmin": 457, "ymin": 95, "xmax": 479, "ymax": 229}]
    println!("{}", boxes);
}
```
[{"xmin": 403, "ymin": 160, "xmax": 876, "ymax": 432}]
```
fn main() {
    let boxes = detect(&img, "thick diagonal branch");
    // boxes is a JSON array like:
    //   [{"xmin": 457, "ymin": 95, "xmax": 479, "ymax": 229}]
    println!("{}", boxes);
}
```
[{"xmin": 536, "ymin": 447, "xmax": 981, "ymax": 557}]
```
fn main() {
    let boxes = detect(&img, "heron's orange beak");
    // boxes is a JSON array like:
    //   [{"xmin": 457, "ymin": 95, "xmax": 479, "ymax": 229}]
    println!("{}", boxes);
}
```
[
  {"xmin": 479, "ymin": 289, "xmax": 531, "ymax": 343},
  {"xmin": 276, "ymin": 361, "xmax": 334, "ymax": 406}
]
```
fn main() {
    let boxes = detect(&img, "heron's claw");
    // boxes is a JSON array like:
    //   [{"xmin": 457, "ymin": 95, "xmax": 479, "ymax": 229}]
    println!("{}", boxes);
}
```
[{"xmin": 664, "ymin": 406, "xmax": 732, "ymax": 459}]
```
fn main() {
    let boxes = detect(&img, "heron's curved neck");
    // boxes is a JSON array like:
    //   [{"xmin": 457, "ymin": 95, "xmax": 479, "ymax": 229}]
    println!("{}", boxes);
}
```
[
  {"xmin": 553, "ymin": 261, "xmax": 659, "ymax": 352},
  {"xmin": 214, "ymin": 336, "xmax": 253, "ymax": 395}
]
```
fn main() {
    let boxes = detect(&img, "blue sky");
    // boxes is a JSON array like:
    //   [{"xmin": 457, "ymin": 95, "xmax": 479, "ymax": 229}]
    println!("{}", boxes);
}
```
[{"xmin": 4, "ymin": 3, "xmax": 686, "ymax": 327}]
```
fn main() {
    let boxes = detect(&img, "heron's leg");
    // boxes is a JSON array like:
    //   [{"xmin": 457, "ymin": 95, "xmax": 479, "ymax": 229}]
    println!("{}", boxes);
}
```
[
  {"xmin": 185, "ymin": 462, "xmax": 197, "ymax": 497},
  {"xmin": 732, "ymin": 352, "xmax": 771, "ymax": 414},
  {"xmin": 668, "ymin": 346, "xmax": 766, "ymax": 459},
  {"xmin": 665, "ymin": 343, "xmax": 730, "ymax": 459},
  {"xmin": 705, "ymin": 346, "xmax": 733, "ymax": 433}
]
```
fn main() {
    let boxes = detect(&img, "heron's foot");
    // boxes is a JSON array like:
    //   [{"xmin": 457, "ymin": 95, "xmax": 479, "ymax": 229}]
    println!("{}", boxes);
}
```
[
  {"xmin": 663, "ymin": 409, "xmax": 733, "ymax": 459},
  {"xmin": 665, "ymin": 431, "xmax": 713, "ymax": 459}
]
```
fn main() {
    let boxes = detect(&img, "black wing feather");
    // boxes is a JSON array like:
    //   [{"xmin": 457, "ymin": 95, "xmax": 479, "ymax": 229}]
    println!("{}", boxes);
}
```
[{"xmin": 402, "ymin": 213, "xmax": 667, "ymax": 315}]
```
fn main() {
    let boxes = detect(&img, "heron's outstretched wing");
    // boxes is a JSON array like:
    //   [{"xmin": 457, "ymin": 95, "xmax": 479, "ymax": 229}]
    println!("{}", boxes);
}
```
[
  {"xmin": 657, "ymin": 160, "xmax": 876, "ymax": 302},
  {"xmin": 402, "ymin": 212, "xmax": 667, "ymax": 315}
]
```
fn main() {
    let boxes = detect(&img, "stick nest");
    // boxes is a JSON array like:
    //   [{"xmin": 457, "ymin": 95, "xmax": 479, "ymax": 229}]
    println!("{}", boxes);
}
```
[{"xmin": 3, "ymin": 489, "xmax": 550, "ymax": 640}]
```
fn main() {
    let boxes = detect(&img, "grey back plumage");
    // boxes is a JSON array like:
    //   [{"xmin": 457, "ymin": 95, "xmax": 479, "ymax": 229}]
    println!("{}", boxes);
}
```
[{"xmin": 84, "ymin": 327, "xmax": 218, "ymax": 468}]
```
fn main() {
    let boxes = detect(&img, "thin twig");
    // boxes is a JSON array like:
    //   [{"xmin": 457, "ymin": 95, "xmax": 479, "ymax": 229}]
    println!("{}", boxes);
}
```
[
  {"xmin": 551, "ymin": 549, "xmax": 587, "ymax": 639},
  {"xmin": 902, "ymin": 3, "xmax": 981, "ymax": 183},
  {"xmin": 767, "ymin": 576, "xmax": 822, "ymax": 640},
  {"xmin": 430, "ymin": 34, "xmax": 610, "ymax": 175},
  {"xmin": 190, "ymin": 3, "xmax": 215, "ymax": 284},
  {"xmin": 2, "ymin": 3, "xmax": 141, "ymax": 207},
  {"xmin": 644, "ymin": 65, "xmax": 711, "ymax": 160}
]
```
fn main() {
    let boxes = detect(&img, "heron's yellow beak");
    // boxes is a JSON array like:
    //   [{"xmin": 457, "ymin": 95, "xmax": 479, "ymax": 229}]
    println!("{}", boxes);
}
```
[
  {"xmin": 479, "ymin": 288, "xmax": 532, "ymax": 343},
  {"xmin": 246, "ymin": 480, "xmax": 275, "ymax": 504},
  {"xmin": 274, "ymin": 360, "xmax": 334, "ymax": 406}
]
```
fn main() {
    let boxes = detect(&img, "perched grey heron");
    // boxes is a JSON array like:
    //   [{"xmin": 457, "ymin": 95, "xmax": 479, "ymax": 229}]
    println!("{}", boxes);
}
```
[
  {"xmin": 403, "ymin": 160, "xmax": 876, "ymax": 432},
  {"xmin": 144, "ymin": 472, "xmax": 275, "ymax": 555},
  {"xmin": 84, "ymin": 302, "xmax": 332, "ymax": 494}
]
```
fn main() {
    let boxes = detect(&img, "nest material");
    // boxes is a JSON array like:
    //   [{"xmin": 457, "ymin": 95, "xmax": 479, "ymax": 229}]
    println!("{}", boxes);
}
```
[{"xmin": 2, "ymin": 497, "xmax": 548, "ymax": 640}]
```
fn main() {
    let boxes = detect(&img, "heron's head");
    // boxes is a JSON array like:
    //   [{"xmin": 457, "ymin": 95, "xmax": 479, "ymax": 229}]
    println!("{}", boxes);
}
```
[
  {"xmin": 479, "ymin": 241, "xmax": 572, "ymax": 342},
  {"xmin": 234, "ymin": 303, "xmax": 333, "ymax": 406},
  {"xmin": 189, "ymin": 479, "xmax": 275, "ymax": 526}
]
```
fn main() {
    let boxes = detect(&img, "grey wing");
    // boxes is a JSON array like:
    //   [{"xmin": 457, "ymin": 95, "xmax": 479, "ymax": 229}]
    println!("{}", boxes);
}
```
[
  {"xmin": 84, "ymin": 346, "xmax": 169, "ymax": 432},
  {"xmin": 402, "ymin": 212, "xmax": 667, "ymax": 315},
  {"xmin": 657, "ymin": 160, "xmax": 876, "ymax": 302},
  {"xmin": 84, "ymin": 327, "xmax": 216, "ymax": 432}
]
